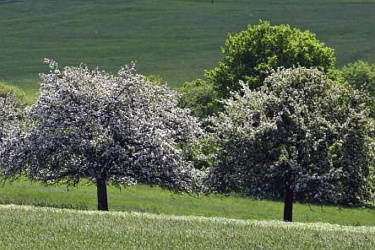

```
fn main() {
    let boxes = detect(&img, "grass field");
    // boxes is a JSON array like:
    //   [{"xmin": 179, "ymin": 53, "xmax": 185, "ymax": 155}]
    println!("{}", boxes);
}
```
[
  {"xmin": 0, "ymin": 204, "xmax": 374, "ymax": 249},
  {"xmin": 1, "ymin": 0, "xmax": 375, "ymax": 98},
  {"xmin": 1, "ymin": 179, "xmax": 374, "ymax": 227}
]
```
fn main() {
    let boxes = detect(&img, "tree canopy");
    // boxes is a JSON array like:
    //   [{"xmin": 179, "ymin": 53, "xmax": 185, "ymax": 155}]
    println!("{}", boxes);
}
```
[
  {"xmin": 207, "ymin": 67, "xmax": 374, "ymax": 221},
  {"xmin": 338, "ymin": 60, "xmax": 375, "ymax": 117},
  {"xmin": 1, "ymin": 60, "xmax": 204, "ymax": 211},
  {"xmin": 205, "ymin": 21, "xmax": 336, "ymax": 99}
]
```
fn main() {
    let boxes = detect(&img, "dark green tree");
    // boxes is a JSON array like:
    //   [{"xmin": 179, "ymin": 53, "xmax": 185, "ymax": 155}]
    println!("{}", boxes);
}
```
[{"xmin": 206, "ymin": 21, "xmax": 336, "ymax": 99}]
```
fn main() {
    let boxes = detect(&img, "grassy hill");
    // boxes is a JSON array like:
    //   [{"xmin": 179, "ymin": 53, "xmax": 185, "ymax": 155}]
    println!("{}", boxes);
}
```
[
  {"xmin": 0, "ymin": 205, "xmax": 374, "ymax": 249},
  {"xmin": 1, "ymin": 0, "xmax": 375, "ymax": 98}
]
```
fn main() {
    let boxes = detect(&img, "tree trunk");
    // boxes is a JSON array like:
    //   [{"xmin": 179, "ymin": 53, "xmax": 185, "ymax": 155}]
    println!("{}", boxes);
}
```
[
  {"xmin": 96, "ymin": 174, "xmax": 109, "ymax": 211},
  {"xmin": 283, "ymin": 185, "xmax": 293, "ymax": 222}
]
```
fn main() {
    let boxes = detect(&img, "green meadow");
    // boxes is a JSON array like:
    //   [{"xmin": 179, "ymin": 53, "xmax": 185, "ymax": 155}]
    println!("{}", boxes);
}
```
[
  {"xmin": 0, "ymin": 205, "xmax": 374, "ymax": 249},
  {"xmin": 1, "ymin": 180, "xmax": 374, "ymax": 227},
  {"xmin": 1, "ymin": 0, "xmax": 375, "ymax": 98}
]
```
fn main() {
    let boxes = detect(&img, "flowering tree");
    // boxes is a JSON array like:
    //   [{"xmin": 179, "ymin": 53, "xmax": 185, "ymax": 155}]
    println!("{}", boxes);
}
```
[
  {"xmin": 0, "ymin": 92, "xmax": 21, "ymax": 150},
  {"xmin": 3, "ymin": 60, "xmax": 203, "ymax": 211},
  {"xmin": 0, "ymin": 93, "xmax": 15, "ymax": 138},
  {"xmin": 207, "ymin": 67, "xmax": 374, "ymax": 222},
  {"xmin": 0, "ymin": 92, "xmax": 26, "ymax": 183}
]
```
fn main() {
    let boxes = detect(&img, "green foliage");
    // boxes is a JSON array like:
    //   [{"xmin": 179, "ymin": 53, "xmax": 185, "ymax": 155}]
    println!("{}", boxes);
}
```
[
  {"xmin": 208, "ymin": 67, "xmax": 374, "ymax": 208},
  {"xmin": 184, "ymin": 136, "xmax": 218, "ymax": 170},
  {"xmin": 206, "ymin": 21, "xmax": 336, "ymax": 99},
  {"xmin": 338, "ymin": 60, "xmax": 375, "ymax": 117},
  {"xmin": 144, "ymin": 74, "xmax": 165, "ymax": 86},
  {"xmin": 0, "ymin": 81, "xmax": 26, "ymax": 107},
  {"xmin": 340, "ymin": 60, "xmax": 375, "ymax": 93},
  {"xmin": 1, "ymin": 205, "xmax": 374, "ymax": 249},
  {"xmin": 178, "ymin": 79, "xmax": 221, "ymax": 119}
]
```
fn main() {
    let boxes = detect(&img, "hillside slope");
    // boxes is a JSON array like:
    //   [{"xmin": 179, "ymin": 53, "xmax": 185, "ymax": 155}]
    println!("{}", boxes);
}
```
[{"xmin": 0, "ymin": 0, "xmax": 374, "ymax": 94}]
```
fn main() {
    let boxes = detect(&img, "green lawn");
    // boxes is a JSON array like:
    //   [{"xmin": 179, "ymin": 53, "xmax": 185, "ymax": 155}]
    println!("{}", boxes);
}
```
[
  {"xmin": 1, "ymin": 0, "xmax": 375, "ymax": 97},
  {"xmin": 1, "ymin": 179, "xmax": 374, "ymax": 227},
  {"xmin": 0, "ymin": 204, "xmax": 374, "ymax": 249}
]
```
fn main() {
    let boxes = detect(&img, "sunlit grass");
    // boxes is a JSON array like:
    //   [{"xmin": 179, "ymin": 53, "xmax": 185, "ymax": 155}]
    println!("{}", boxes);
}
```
[{"xmin": 0, "ymin": 204, "xmax": 374, "ymax": 249}]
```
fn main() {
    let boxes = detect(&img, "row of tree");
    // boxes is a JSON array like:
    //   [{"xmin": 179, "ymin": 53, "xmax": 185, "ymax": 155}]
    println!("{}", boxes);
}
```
[
  {"xmin": 179, "ymin": 21, "xmax": 375, "ymax": 221},
  {"xmin": 1, "ymin": 21, "xmax": 374, "ymax": 221}
]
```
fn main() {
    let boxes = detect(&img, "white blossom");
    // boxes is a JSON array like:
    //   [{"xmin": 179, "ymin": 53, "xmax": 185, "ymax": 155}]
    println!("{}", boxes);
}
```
[
  {"xmin": 207, "ymin": 67, "xmax": 374, "ymax": 205},
  {"xmin": 2, "ymin": 60, "xmax": 205, "ymax": 209}
]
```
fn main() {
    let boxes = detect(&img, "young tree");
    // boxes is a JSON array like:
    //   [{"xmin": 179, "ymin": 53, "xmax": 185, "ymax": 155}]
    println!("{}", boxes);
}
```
[
  {"xmin": 2, "ymin": 60, "xmax": 204, "ymax": 211},
  {"xmin": 205, "ymin": 21, "xmax": 336, "ymax": 99},
  {"xmin": 207, "ymin": 67, "xmax": 374, "ymax": 222}
]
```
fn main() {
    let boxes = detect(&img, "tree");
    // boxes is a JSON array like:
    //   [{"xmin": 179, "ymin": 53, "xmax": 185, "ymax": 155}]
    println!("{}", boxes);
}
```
[
  {"xmin": 205, "ymin": 21, "xmax": 336, "ymax": 99},
  {"xmin": 338, "ymin": 60, "xmax": 375, "ymax": 117},
  {"xmin": 0, "ymin": 92, "xmax": 21, "ymax": 147},
  {"xmin": 2, "ymin": 59, "xmax": 204, "ymax": 211},
  {"xmin": 0, "ymin": 92, "xmax": 25, "ymax": 179},
  {"xmin": 207, "ymin": 67, "xmax": 374, "ymax": 222}
]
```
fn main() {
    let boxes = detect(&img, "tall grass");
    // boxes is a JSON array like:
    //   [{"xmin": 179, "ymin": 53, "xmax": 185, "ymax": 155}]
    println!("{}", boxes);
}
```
[
  {"xmin": 1, "ymin": 179, "xmax": 374, "ymax": 226},
  {"xmin": 0, "ymin": 205, "xmax": 374, "ymax": 250},
  {"xmin": 1, "ymin": 0, "xmax": 375, "ymax": 94}
]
